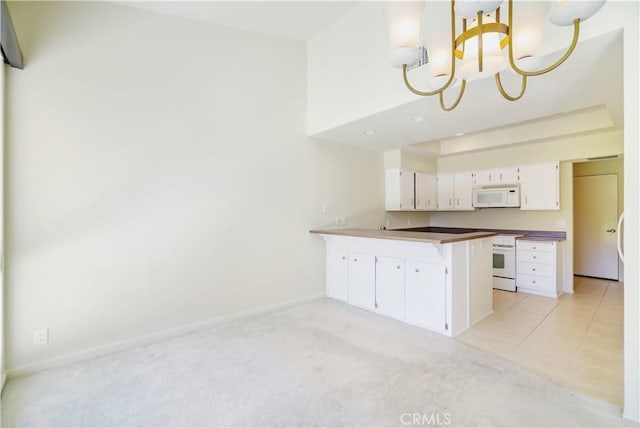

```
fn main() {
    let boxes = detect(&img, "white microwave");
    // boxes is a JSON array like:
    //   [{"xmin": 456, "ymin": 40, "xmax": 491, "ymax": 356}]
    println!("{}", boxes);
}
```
[{"xmin": 472, "ymin": 186, "xmax": 520, "ymax": 208}]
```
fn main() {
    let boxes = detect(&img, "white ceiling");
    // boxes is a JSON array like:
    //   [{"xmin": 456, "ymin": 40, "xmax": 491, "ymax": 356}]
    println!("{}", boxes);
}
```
[
  {"xmin": 116, "ymin": 1, "xmax": 623, "ymax": 158},
  {"xmin": 312, "ymin": 29, "xmax": 624, "ymax": 154},
  {"xmin": 117, "ymin": 1, "xmax": 359, "ymax": 41}
]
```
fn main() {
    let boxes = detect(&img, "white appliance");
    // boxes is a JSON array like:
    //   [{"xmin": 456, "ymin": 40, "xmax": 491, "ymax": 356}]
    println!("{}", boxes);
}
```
[
  {"xmin": 473, "ymin": 186, "xmax": 520, "ymax": 208},
  {"xmin": 492, "ymin": 234, "xmax": 523, "ymax": 291}
]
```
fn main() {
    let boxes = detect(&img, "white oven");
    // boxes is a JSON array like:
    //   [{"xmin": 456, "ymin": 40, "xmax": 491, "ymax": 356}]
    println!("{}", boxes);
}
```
[{"xmin": 492, "ymin": 235, "xmax": 522, "ymax": 291}]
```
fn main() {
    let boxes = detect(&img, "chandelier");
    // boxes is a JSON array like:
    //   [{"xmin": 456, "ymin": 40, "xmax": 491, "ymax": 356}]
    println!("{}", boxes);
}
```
[{"xmin": 387, "ymin": 0, "xmax": 606, "ymax": 111}]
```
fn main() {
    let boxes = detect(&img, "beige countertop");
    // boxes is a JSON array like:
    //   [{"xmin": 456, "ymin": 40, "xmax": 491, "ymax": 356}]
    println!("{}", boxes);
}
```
[{"xmin": 309, "ymin": 228, "xmax": 497, "ymax": 244}]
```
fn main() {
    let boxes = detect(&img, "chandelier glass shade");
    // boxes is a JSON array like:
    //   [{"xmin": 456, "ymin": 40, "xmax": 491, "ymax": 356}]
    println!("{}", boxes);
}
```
[{"xmin": 387, "ymin": 0, "xmax": 606, "ymax": 111}]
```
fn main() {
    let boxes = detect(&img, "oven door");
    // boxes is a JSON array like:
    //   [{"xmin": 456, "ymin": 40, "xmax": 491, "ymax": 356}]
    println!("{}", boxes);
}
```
[{"xmin": 493, "ymin": 247, "xmax": 516, "ymax": 279}]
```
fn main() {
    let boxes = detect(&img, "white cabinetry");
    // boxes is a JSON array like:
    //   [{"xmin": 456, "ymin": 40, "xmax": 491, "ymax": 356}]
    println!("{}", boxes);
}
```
[
  {"xmin": 319, "ymin": 234, "xmax": 494, "ymax": 337},
  {"xmin": 348, "ymin": 253, "xmax": 376, "ymax": 310},
  {"xmin": 375, "ymin": 256, "xmax": 405, "ymax": 320},
  {"xmin": 326, "ymin": 248, "xmax": 349, "ymax": 302},
  {"xmin": 437, "ymin": 173, "xmax": 455, "ymax": 211},
  {"xmin": 497, "ymin": 167, "xmax": 519, "ymax": 184},
  {"xmin": 454, "ymin": 172, "xmax": 474, "ymax": 210},
  {"xmin": 472, "ymin": 167, "xmax": 519, "ymax": 186},
  {"xmin": 519, "ymin": 161, "xmax": 560, "ymax": 210},
  {"xmin": 405, "ymin": 261, "xmax": 447, "ymax": 333},
  {"xmin": 385, "ymin": 168, "xmax": 414, "ymax": 211},
  {"xmin": 516, "ymin": 240, "xmax": 562, "ymax": 298},
  {"xmin": 386, "ymin": 169, "xmax": 437, "ymax": 211},
  {"xmin": 437, "ymin": 172, "xmax": 474, "ymax": 211},
  {"xmin": 415, "ymin": 172, "xmax": 437, "ymax": 211}
]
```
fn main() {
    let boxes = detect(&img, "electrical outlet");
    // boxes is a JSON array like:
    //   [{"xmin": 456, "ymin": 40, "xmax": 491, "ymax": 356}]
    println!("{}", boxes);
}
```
[
  {"xmin": 341, "ymin": 215, "xmax": 346, "ymax": 226},
  {"xmin": 335, "ymin": 216, "xmax": 342, "ymax": 226},
  {"xmin": 34, "ymin": 328, "xmax": 49, "ymax": 345}
]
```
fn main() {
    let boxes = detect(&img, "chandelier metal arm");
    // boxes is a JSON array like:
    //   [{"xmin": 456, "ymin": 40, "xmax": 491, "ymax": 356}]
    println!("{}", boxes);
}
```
[
  {"xmin": 401, "ymin": 0, "xmax": 458, "ymax": 97},
  {"xmin": 495, "ymin": 73, "xmax": 527, "ymax": 101},
  {"xmin": 507, "ymin": 0, "xmax": 581, "ymax": 77},
  {"xmin": 439, "ymin": 80, "xmax": 467, "ymax": 111}
]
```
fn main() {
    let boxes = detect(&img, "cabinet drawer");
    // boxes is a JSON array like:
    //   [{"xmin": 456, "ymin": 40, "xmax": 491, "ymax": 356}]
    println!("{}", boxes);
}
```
[
  {"xmin": 517, "ymin": 250, "xmax": 554, "ymax": 264},
  {"xmin": 516, "ymin": 273, "xmax": 555, "ymax": 290},
  {"xmin": 517, "ymin": 240, "xmax": 555, "ymax": 252},
  {"xmin": 517, "ymin": 261, "xmax": 554, "ymax": 277}
]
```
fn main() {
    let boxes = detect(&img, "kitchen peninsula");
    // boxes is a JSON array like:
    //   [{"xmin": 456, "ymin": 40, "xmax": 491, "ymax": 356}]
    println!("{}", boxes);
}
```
[{"xmin": 310, "ymin": 228, "xmax": 496, "ymax": 337}]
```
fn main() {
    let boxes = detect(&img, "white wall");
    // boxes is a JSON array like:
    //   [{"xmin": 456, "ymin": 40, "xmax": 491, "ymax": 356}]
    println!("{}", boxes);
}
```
[
  {"xmin": 1, "ymin": 57, "xmax": 5, "ymax": 386},
  {"xmin": 4, "ymin": 1, "xmax": 384, "ymax": 373},
  {"xmin": 622, "ymin": 2, "xmax": 640, "ymax": 420}
]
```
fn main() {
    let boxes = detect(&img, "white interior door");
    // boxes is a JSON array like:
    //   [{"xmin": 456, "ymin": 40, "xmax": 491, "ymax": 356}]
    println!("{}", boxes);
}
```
[{"xmin": 574, "ymin": 174, "xmax": 619, "ymax": 280}]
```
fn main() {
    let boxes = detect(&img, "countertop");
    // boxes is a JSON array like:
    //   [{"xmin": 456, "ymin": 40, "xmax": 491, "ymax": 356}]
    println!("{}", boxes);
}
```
[
  {"xmin": 309, "ymin": 228, "xmax": 497, "ymax": 244},
  {"xmin": 397, "ymin": 226, "xmax": 566, "ymax": 242},
  {"xmin": 515, "ymin": 236, "xmax": 565, "ymax": 242}
]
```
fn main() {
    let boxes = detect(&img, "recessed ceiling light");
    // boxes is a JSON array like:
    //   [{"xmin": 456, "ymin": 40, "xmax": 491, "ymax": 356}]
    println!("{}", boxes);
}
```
[
  {"xmin": 455, "ymin": 132, "xmax": 465, "ymax": 137},
  {"xmin": 363, "ymin": 130, "xmax": 376, "ymax": 136},
  {"xmin": 410, "ymin": 116, "xmax": 425, "ymax": 122}
]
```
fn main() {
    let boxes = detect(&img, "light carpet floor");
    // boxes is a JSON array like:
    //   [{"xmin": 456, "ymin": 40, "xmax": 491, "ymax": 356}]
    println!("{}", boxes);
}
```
[{"xmin": 1, "ymin": 299, "xmax": 634, "ymax": 427}]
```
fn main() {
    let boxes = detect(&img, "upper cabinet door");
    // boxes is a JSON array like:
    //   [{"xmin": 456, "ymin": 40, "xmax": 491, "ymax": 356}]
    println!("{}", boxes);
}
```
[
  {"xmin": 401, "ymin": 170, "xmax": 415, "ymax": 210},
  {"xmin": 474, "ymin": 167, "xmax": 519, "ymax": 186},
  {"xmin": 472, "ymin": 169, "xmax": 492, "ymax": 187},
  {"xmin": 519, "ymin": 161, "xmax": 560, "ymax": 210},
  {"xmin": 495, "ymin": 167, "xmax": 519, "ymax": 184},
  {"xmin": 385, "ymin": 169, "xmax": 415, "ymax": 211},
  {"xmin": 415, "ymin": 172, "xmax": 437, "ymax": 211},
  {"xmin": 437, "ymin": 173, "xmax": 455, "ymax": 211},
  {"xmin": 454, "ymin": 172, "xmax": 474, "ymax": 211}
]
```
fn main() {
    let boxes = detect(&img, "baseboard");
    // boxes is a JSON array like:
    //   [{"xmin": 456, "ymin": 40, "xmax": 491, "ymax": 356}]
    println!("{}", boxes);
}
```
[{"xmin": 7, "ymin": 294, "xmax": 325, "ymax": 379}]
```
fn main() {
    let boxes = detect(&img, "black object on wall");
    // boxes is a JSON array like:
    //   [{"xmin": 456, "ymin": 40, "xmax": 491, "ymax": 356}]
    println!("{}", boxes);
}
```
[{"xmin": 1, "ymin": 0, "xmax": 23, "ymax": 69}]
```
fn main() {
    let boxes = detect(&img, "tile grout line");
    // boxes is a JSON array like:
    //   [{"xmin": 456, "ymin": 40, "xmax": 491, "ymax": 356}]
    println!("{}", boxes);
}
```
[{"xmin": 560, "ymin": 282, "xmax": 610, "ymax": 382}]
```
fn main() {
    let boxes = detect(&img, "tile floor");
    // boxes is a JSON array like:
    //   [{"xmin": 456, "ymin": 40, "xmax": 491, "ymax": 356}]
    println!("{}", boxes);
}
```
[{"xmin": 457, "ymin": 276, "xmax": 624, "ymax": 406}]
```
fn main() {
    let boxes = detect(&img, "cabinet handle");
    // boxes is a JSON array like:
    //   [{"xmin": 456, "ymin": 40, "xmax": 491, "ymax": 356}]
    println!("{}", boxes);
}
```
[
  {"xmin": 525, "ymin": 196, "xmax": 528, "ymax": 204},
  {"xmin": 489, "ymin": 173, "xmax": 492, "ymax": 181},
  {"xmin": 533, "ymin": 246, "xmax": 536, "ymax": 250},
  {"xmin": 456, "ymin": 198, "xmax": 460, "ymax": 206},
  {"xmin": 354, "ymin": 258, "xmax": 358, "ymax": 262},
  {"xmin": 533, "ymin": 280, "xmax": 536, "ymax": 284},
  {"xmin": 449, "ymin": 198, "xmax": 452, "ymax": 206},
  {"xmin": 415, "ymin": 269, "xmax": 420, "ymax": 273},
  {"xmin": 396, "ymin": 266, "xmax": 401, "ymax": 270},
  {"xmin": 533, "ymin": 256, "xmax": 536, "ymax": 259},
  {"xmin": 342, "ymin": 256, "xmax": 346, "ymax": 260},
  {"xmin": 532, "ymin": 268, "xmax": 536, "ymax": 272}
]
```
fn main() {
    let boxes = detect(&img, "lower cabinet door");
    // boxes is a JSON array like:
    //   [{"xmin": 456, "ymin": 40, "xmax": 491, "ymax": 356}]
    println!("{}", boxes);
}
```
[
  {"xmin": 348, "ymin": 253, "xmax": 376, "ymax": 310},
  {"xmin": 326, "ymin": 248, "xmax": 349, "ymax": 302},
  {"xmin": 375, "ymin": 256, "xmax": 405, "ymax": 319},
  {"xmin": 405, "ymin": 261, "xmax": 447, "ymax": 333}
]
